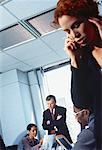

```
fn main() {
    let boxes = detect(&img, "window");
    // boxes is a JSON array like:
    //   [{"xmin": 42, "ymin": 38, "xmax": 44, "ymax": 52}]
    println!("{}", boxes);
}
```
[{"xmin": 43, "ymin": 64, "xmax": 80, "ymax": 142}]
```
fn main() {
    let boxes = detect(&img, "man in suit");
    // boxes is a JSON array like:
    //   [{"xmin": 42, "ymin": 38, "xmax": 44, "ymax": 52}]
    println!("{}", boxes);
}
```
[{"xmin": 42, "ymin": 95, "xmax": 73, "ymax": 147}]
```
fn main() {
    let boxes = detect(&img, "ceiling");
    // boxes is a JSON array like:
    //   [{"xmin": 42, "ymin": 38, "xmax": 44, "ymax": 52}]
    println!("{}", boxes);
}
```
[
  {"xmin": 0, "ymin": 0, "xmax": 69, "ymax": 73},
  {"xmin": 0, "ymin": 0, "xmax": 102, "ymax": 74}
]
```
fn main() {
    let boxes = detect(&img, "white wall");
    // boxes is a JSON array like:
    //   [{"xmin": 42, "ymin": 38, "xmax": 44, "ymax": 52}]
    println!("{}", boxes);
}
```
[
  {"xmin": 28, "ymin": 70, "xmax": 44, "ymax": 138},
  {"xmin": 0, "ymin": 69, "xmax": 36, "ymax": 146}
]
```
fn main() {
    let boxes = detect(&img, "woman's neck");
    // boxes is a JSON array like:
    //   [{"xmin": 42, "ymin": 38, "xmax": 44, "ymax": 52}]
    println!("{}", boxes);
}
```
[
  {"xmin": 92, "ymin": 46, "xmax": 102, "ymax": 67},
  {"xmin": 28, "ymin": 135, "xmax": 35, "ymax": 140}
]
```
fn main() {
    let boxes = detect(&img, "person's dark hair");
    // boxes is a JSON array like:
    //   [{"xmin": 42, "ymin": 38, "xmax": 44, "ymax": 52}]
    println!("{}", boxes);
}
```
[
  {"xmin": 74, "ymin": 105, "xmax": 93, "ymax": 118},
  {"xmin": 27, "ymin": 124, "xmax": 37, "ymax": 131},
  {"xmin": 0, "ymin": 135, "xmax": 6, "ymax": 150},
  {"xmin": 53, "ymin": 0, "xmax": 99, "ymax": 25},
  {"xmin": 46, "ymin": 95, "xmax": 56, "ymax": 103}
]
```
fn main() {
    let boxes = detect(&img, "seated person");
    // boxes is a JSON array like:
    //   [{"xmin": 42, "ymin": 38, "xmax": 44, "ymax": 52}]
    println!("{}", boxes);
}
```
[
  {"xmin": 18, "ymin": 124, "xmax": 42, "ymax": 150},
  {"xmin": 0, "ymin": 135, "xmax": 6, "ymax": 150},
  {"xmin": 72, "ymin": 105, "xmax": 96, "ymax": 150},
  {"xmin": 56, "ymin": 105, "xmax": 96, "ymax": 150}
]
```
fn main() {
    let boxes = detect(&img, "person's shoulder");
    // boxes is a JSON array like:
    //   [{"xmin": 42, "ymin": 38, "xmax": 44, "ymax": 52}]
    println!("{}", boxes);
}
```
[
  {"xmin": 56, "ymin": 105, "xmax": 66, "ymax": 111},
  {"xmin": 17, "ymin": 136, "xmax": 27, "ymax": 150},
  {"xmin": 22, "ymin": 135, "xmax": 28, "ymax": 143},
  {"xmin": 73, "ymin": 128, "xmax": 96, "ymax": 150},
  {"xmin": 43, "ymin": 109, "xmax": 49, "ymax": 114},
  {"xmin": 77, "ymin": 127, "xmax": 95, "ymax": 143}
]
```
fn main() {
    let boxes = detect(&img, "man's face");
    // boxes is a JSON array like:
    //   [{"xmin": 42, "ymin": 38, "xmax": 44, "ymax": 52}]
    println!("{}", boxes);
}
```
[
  {"xmin": 73, "ymin": 106, "xmax": 89, "ymax": 127},
  {"xmin": 47, "ymin": 98, "xmax": 56, "ymax": 110},
  {"xmin": 58, "ymin": 15, "xmax": 96, "ymax": 47}
]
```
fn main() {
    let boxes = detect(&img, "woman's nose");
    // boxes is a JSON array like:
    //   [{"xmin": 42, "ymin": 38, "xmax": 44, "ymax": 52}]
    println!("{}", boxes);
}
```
[{"xmin": 70, "ymin": 30, "xmax": 81, "ymax": 39}]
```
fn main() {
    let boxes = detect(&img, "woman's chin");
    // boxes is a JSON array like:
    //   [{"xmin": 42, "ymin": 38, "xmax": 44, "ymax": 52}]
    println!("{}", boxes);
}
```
[{"xmin": 80, "ymin": 43, "xmax": 87, "ymax": 48}]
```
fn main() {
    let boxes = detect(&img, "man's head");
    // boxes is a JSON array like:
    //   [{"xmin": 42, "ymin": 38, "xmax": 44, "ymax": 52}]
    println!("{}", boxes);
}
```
[
  {"xmin": 46, "ymin": 95, "xmax": 56, "ymax": 110},
  {"xmin": 27, "ymin": 123, "xmax": 37, "ymax": 138},
  {"xmin": 73, "ymin": 106, "xmax": 91, "ymax": 128}
]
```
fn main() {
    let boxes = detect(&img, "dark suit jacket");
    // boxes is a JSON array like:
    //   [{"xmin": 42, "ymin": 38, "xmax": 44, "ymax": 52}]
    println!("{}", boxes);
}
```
[{"xmin": 42, "ymin": 105, "xmax": 72, "ymax": 143}]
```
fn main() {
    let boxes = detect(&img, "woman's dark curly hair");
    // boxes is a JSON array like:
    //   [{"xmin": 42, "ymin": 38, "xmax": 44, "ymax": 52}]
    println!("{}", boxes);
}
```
[
  {"xmin": 27, "ymin": 123, "xmax": 37, "ymax": 131},
  {"xmin": 53, "ymin": 0, "xmax": 99, "ymax": 25}
]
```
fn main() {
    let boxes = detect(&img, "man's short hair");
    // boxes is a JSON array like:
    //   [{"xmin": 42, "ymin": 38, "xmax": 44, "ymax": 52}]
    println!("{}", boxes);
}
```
[{"xmin": 46, "ymin": 95, "xmax": 56, "ymax": 103}]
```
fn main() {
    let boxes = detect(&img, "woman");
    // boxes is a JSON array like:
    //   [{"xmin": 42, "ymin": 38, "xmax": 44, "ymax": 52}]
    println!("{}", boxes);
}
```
[
  {"xmin": 53, "ymin": 0, "xmax": 102, "ymax": 149},
  {"xmin": 18, "ymin": 124, "xmax": 42, "ymax": 150}
]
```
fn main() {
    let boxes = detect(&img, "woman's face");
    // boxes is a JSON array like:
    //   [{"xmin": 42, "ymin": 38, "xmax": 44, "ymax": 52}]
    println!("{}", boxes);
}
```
[
  {"xmin": 29, "ymin": 126, "xmax": 37, "ymax": 138},
  {"xmin": 58, "ymin": 15, "xmax": 96, "ymax": 47}
]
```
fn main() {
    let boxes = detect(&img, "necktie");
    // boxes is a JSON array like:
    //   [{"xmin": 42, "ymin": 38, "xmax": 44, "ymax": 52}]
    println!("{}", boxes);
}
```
[{"xmin": 51, "ymin": 109, "xmax": 55, "ymax": 120}]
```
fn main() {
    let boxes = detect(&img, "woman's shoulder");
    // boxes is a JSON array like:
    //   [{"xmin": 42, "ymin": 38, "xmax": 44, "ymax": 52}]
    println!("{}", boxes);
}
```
[{"xmin": 22, "ymin": 135, "xmax": 29, "ymax": 143}]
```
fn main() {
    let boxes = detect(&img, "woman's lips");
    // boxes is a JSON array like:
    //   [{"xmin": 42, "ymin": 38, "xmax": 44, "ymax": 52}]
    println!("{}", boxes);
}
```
[{"xmin": 77, "ymin": 37, "xmax": 87, "ymax": 46}]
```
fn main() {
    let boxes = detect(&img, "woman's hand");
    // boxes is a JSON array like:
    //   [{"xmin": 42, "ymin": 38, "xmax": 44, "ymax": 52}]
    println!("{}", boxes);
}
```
[
  {"xmin": 64, "ymin": 37, "xmax": 78, "ymax": 68},
  {"xmin": 64, "ymin": 37, "xmax": 76, "ymax": 59},
  {"xmin": 89, "ymin": 17, "xmax": 102, "ymax": 39},
  {"xmin": 39, "ymin": 138, "xmax": 43, "ymax": 145}
]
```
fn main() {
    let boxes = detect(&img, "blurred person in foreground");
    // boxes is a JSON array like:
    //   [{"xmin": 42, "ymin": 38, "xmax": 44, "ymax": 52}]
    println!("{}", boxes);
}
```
[{"xmin": 72, "ymin": 104, "xmax": 96, "ymax": 150}]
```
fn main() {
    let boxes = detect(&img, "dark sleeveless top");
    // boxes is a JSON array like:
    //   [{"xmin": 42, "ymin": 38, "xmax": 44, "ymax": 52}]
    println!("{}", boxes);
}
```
[
  {"xmin": 71, "ymin": 48, "xmax": 101, "ymax": 109},
  {"xmin": 70, "ymin": 46, "xmax": 102, "ymax": 148}
]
